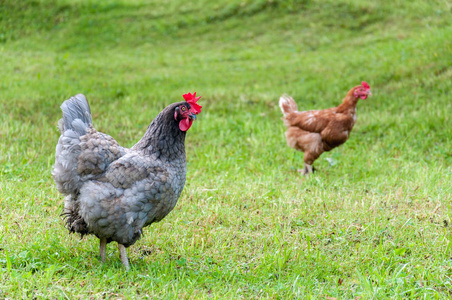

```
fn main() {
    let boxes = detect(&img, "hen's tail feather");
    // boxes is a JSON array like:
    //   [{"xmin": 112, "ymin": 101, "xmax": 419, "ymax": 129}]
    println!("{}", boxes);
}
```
[
  {"xmin": 279, "ymin": 94, "xmax": 298, "ymax": 117},
  {"xmin": 61, "ymin": 207, "xmax": 89, "ymax": 237},
  {"xmin": 53, "ymin": 94, "xmax": 91, "ymax": 195},
  {"xmin": 60, "ymin": 94, "xmax": 92, "ymax": 135}
]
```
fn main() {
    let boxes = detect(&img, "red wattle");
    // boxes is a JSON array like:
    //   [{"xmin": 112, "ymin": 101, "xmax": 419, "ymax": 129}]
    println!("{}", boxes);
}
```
[{"xmin": 179, "ymin": 118, "xmax": 193, "ymax": 131}]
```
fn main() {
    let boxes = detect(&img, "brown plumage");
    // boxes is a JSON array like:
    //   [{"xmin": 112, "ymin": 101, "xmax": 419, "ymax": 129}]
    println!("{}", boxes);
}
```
[{"xmin": 279, "ymin": 82, "xmax": 372, "ymax": 175}]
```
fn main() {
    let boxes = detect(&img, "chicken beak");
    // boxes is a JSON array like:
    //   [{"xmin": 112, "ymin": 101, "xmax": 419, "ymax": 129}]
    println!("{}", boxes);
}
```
[
  {"xmin": 189, "ymin": 113, "xmax": 197, "ymax": 120},
  {"xmin": 367, "ymin": 90, "xmax": 372, "ymax": 96}
]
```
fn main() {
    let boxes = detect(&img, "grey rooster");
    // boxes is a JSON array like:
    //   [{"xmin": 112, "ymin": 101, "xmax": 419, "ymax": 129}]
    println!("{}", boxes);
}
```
[{"xmin": 52, "ymin": 92, "xmax": 202, "ymax": 270}]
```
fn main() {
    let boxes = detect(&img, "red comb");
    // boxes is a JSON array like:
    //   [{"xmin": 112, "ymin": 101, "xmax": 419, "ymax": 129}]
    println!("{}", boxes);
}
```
[
  {"xmin": 361, "ymin": 81, "xmax": 370, "ymax": 89},
  {"xmin": 182, "ymin": 92, "xmax": 202, "ymax": 114}
]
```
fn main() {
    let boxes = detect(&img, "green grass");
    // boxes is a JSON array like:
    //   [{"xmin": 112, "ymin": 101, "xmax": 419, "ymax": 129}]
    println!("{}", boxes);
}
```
[{"xmin": 1, "ymin": 0, "xmax": 451, "ymax": 298}]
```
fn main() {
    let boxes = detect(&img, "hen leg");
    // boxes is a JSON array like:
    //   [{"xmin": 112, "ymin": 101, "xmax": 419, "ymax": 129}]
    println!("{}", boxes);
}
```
[
  {"xmin": 99, "ymin": 238, "xmax": 107, "ymax": 262},
  {"xmin": 118, "ymin": 244, "xmax": 130, "ymax": 271},
  {"xmin": 297, "ymin": 163, "xmax": 313, "ymax": 175},
  {"xmin": 301, "ymin": 151, "xmax": 321, "ymax": 176},
  {"xmin": 288, "ymin": 129, "xmax": 322, "ymax": 176},
  {"xmin": 302, "ymin": 163, "xmax": 313, "ymax": 175}
]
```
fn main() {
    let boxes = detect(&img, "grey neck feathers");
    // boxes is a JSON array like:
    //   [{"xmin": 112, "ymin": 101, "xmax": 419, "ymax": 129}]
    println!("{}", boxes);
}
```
[{"xmin": 132, "ymin": 102, "xmax": 187, "ymax": 161}]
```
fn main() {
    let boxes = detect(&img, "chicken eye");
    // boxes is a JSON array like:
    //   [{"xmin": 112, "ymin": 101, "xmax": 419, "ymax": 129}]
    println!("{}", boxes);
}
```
[{"xmin": 181, "ymin": 106, "xmax": 186, "ymax": 111}]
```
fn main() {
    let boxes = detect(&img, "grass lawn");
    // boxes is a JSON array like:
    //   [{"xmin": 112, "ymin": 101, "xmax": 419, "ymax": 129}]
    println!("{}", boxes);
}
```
[{"xmin": 1, "ymin": 0, "xmax": 451, "ymax": 298}]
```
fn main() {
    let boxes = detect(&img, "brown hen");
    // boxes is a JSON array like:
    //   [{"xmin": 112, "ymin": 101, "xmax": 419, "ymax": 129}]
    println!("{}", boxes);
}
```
[{"xmin": 279, "ymin": 82, "xmax": 372, "ymax": 175}]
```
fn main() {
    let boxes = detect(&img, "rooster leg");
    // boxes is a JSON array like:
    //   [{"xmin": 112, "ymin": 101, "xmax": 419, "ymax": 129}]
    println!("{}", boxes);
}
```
[
  {"xmin": 118, "ymin": 244, "xmax": 130, "ymax": 271},
  {"xmin": 99, "ymin": 238, "xmax": 107, "ymax": 262}
]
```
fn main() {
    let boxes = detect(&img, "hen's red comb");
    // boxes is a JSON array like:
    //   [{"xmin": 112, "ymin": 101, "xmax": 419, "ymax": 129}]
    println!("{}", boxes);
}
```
[
  {"xmin": 183, "ymin": 92, "xmax": 202, "ymax": 114},
  {"xmin": 361, "ymin": 81, "xmax": 370, "ymax": 89}
]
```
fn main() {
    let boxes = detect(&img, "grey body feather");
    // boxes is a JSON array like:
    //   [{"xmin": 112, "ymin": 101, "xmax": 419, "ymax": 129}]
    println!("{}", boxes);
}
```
[{"xmin": 53, "ymin": 94, "xmax": 188, "ymax": 248}]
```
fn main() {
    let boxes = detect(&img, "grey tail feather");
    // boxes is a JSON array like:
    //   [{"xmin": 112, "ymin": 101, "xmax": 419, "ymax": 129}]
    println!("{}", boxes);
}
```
[
  {"xmin": 61, "ymin": 208, "xmax": 89, "ymax": 238},
  {"xmin": 60, "ymin": 94, "xmax": 92, "ymax": 134}
]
